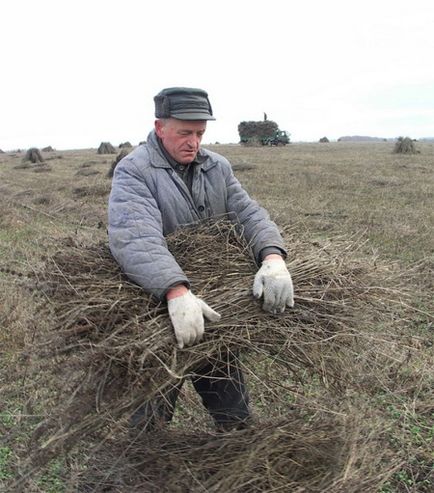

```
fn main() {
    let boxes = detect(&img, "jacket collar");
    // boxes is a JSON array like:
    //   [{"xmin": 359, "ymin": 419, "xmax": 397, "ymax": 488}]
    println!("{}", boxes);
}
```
[{"xmin": 146, "ymin": 130, "xmax": 217, "ymax": 171}]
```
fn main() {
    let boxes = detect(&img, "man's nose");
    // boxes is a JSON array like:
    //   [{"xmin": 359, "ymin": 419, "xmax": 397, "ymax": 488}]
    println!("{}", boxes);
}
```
[{"xmin": 188, "ymin": 135, "xmax": 200, "ymax": 147}]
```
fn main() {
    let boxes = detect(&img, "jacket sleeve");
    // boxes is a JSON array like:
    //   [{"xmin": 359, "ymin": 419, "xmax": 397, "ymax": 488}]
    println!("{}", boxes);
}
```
[
  {"xmin": 108, "ymin": 158, "xmax": 189, "ymax": 300},
  {"xmin": 223, "ymin": 161, "xmax": 287, "ymax": 265}
]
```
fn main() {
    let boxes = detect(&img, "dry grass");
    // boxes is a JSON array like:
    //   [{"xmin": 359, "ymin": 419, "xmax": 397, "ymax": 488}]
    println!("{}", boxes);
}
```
[
  {"xmin": 1, "ymin": 142, "xmax": 433, "ymax": 492},
  {"xmin": 226, "ymin": 142, "xmax": 434, "ymax": 265}
]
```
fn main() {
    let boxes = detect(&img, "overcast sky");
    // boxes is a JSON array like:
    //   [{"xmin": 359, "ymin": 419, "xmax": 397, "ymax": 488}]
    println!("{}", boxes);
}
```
[{"xmin": 1, "ymin": 0, "xmax": 433, "ymax": 150}]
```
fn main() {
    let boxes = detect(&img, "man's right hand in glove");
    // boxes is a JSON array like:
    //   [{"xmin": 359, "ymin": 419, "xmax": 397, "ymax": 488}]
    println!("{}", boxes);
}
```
[{"xmin": 166, "ymin": 285, "xmax": 221, "ymax": 349}]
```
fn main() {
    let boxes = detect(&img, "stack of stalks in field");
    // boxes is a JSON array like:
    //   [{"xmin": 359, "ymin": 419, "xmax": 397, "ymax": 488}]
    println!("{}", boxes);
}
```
[
  {"xmin": 107, "ymin": 147, "xmax": 131, "ymax": 178},
  {"xmin": 15, "ymin": 219, "xmax": 404, "ymax": 492},
  {"xmin": 97, "ymin": 141, "xmax": 116, "ymax": 154},
  {"xmin": 23, "ymin": 147, "xmax": 44, "ymax": 164},
  {"xmin": 238, "ymin": 120, "xmax": 278, "ymax": 145},
  {"xmin": 393, "ymin": 136, "xmax": 417, "ymax": 154}
]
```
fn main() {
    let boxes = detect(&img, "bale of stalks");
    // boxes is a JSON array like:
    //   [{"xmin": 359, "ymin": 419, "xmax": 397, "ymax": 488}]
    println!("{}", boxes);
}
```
[
  {"xmin": 19, "ymin": 219, "xmax": 398, "ymax": 466},
  {"xmin": 238, "ymin": 120, "xmax": 278, "ymax": 140},
  {"xmin": 23, "ymin": 147, "xmax": 44, "ymax": 164},
  {"xmin": 107, "ymin": 148, "xmax": 131, "ymax": 178},
  {"xmin": 73, "ymin": 411, "xmax": 399, "ymax": 493},
  {"xmin": 119, "ymin": 141, "xmax": 132, "ymax": 148},
  {"xmin": 8, "ymin": 219, "xmax": 408, "ymax": 493},
  {"xmin": 41, "ymin": 146, "xmax": 54, "ymax": 152},
  {"xmin": 97, "ymin": 142, "xmax": 117, "ymax": 154},
  {"xmin": 393, "ymin": 136, "xmax": 417, "ymax": 154}
]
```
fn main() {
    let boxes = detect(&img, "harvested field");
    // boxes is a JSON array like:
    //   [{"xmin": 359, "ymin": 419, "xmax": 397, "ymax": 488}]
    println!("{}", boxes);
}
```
[{"xmin": 1, "ymin": 142, "xmax": 433, "ymax": 492}]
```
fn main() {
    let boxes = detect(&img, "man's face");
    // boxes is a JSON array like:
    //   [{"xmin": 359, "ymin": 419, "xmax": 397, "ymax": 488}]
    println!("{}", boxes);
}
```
[{"xmin": 155, "ymin": 118, "xmax": 207, "ymax": 164}]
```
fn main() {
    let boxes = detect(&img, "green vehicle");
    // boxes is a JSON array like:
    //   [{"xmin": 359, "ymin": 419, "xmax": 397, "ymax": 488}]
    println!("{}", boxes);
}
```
[
  {"xmin": 261, "ymin": 130, "xmax": 291, "ymax": 146},
  {"xmin": 238, "ymin": 120, "xmax": 291, "ymax": 146}
]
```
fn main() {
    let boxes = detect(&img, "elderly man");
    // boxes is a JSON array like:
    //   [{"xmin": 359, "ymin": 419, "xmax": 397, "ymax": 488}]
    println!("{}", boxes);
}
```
[{"xmin": 108, "ymin": 87, "xmax": 293, "ymax": 432}]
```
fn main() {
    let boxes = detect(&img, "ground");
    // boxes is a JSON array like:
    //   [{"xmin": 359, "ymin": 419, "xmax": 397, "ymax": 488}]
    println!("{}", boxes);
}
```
[{"xmin": 0, "ymin": 142, "xmax": 433, "ymax": 492}]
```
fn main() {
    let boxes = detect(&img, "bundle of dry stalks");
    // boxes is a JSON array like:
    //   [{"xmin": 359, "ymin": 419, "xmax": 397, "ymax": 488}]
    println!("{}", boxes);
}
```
[
  {"xmin": 97, "ymin": 141, "xmax": 117, "ymax": 154},
  {"xmin": 16, "ymin": 219, "xmax": 402, "ymax": 489},
  {"xmin": 393, "ymin": 136, "xmax": 417, "ymax": 154},
  {"xmin": 73, "ymin": 410, "xmax": 399, "ymax": 493},
  {"xmin": 23, "ymin": 147, "xmax": 44, "ymax": 164}
]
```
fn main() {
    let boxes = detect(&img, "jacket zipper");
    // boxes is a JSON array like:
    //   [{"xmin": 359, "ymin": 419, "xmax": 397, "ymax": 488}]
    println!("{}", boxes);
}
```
[{"xmin": 169, "ymin": 169, "xmax": 201, "ymax": 219}]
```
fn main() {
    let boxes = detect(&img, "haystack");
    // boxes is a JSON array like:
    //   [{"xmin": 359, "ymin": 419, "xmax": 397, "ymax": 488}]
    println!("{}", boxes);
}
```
[
  {"xmin": 238, "ymin": 120, "xmax": 278, "ymax": 139},
  {"xmin": 119, "ymin": 141, "xmax": 132, "ymax": 148},
  {"xmin": 238, "ymin": 120, "xmax": 279, "ymax": 145},
  {"xmin": 107, "ymin": 148, "xmax": 130, "ymax": 178},
  {"xmin": 393, "ymin": 136, "xmax": 417, "ymax": 154},
  {"xmin": 41, "ymin": 146, "xmax": 54, "ymax": 152},
  {"xmin": 319, "ymin": 136, "xmax": 329, "ymax": 143},
  {"xmin": 12, "ymin": 220, "xmax": 403, "ymax": 491},
  {"xmin": 97, "ymin": 142, "xmax": 116, "ymax": 154},
  {"xmin": 23, "ymin": 147, "xmax": 44, "ymax": 164}
]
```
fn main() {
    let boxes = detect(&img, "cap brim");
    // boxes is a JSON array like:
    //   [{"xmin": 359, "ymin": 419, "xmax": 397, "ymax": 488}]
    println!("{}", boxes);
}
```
[{"xmin": 171, "ymin": 112, "xmax": 216, "ymax": 121}]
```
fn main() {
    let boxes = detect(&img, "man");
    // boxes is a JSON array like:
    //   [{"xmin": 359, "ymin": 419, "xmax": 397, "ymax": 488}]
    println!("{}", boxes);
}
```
[{"xmin": 108, "ymin": 87, "xmax": 294, "ymax": 431}]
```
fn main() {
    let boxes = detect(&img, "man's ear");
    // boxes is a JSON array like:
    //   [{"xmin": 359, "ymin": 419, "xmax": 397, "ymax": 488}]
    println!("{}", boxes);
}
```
[{"xmin": 155, "ymin": 119, "xmax": 164, "ymax": 138}]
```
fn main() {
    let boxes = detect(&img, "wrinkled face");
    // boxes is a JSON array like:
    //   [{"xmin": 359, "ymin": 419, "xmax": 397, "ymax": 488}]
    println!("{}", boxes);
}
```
[{"xmin": 155, "ymin": 118, "xmax": 207, "ymax": 164}]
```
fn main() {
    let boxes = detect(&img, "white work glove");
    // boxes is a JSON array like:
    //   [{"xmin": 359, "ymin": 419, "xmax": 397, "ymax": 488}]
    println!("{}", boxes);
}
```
[
  {"xmin": 253, "ymin": 258, "xmax": 294, "ymax": 314},
  {"xmin": 167, "ymin": 291, "xmax": 221, "ymax": 349}
]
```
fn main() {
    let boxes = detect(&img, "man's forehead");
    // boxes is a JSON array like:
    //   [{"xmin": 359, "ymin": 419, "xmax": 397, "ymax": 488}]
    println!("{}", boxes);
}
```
[{"xmin": 169, "ymin": 118, "xmax": 207, "ymax": 130}]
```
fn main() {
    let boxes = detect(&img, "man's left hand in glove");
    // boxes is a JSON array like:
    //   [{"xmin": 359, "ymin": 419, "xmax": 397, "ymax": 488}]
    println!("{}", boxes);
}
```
[{"xmin": 253, "ymin": 254, "xmax": 294, "ymax": 314}]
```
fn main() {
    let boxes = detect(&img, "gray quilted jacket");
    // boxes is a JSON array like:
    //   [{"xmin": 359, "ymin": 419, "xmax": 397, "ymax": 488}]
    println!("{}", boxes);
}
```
[{"xmin": 108, "ymin": 130, "xmax": 286, "ymax": 300}]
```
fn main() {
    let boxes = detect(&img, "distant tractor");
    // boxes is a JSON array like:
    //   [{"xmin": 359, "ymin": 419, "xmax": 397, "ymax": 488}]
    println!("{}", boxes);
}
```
[
  {"xmin": 238, "ymin": 119, "xmax": 291, "ymax": 146},
  {"xmin": 262, "ymin": 130, "xmax": 291, "ymax": 146}
]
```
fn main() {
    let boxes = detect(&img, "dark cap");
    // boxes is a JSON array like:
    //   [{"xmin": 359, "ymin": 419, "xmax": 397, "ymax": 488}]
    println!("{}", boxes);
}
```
[{"xmin": 154, "ymin": 87, "xmax": 215, "ymax": 121}]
